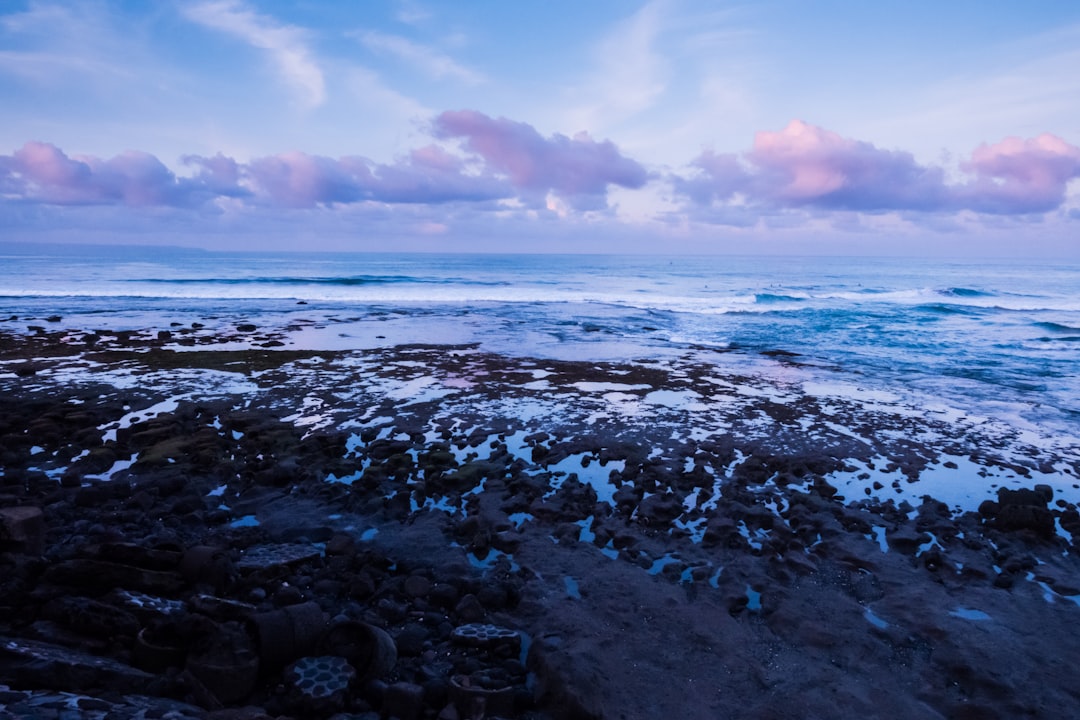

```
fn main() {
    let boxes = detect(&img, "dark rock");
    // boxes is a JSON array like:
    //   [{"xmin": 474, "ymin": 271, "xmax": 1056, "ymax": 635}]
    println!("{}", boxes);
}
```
[
  {"xmin": 0, "ymin": 636, "xmax": 159, "ymax": 694},
  {"xmin": 982, "ymin": 487, "xmax": 1055, "ymax": 537},
  {"xmin": 0, "ymin": 506, "xmax": 44, "ymax": 555},
  {"xmin": 382, "ymin": 681, "xmax": 425, "ymax": 720},
  {"xmin": 395, "ymin": 623, "xmax": 429, "ymax": 656},
  {"xmin": 43, "ymin": 596, "xmax": 140, "ymax": 639},
  {"xmin": 636, "ymin": 493, "xmax": 683, "ymax": 526},
  {"xmin": 403, "ymin": 574, "xmax": 432, "ymax": 598},
  {"xmin": 454, "ymin": 594, "xmax": 485, "ymax": 623}
]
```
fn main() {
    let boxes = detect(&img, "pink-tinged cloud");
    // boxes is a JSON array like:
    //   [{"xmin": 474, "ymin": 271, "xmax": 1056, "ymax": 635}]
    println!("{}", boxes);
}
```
[
  {"xmin": 246, "ymin": 151, "xmax": 363, "ymax": 207},
  {"xmin": 4, "ymin": 141, "xmax": 215, "ymax": 207},
  {"xmin": 433, "ymin": 110, "xmax": 648, "ymax": 209},
  {"xmin": 677, "ymin": 121, "xmax": 1080, "ymax": 217},
  {"xmin": 748, "ymin": 120, "xmax": 948, "ymax": 210},
  {"xmin": 1, "ymin": 142, "xmax": 510, "ymax": 210},
  {"xmin": 183, "ymin": 153, "xmax": 248, "ymax": 197},
  {"xmin": 244, "ymin": 147, "xmax": 510, "ymax": 207},
  {"xmin": 960, "ymin": 134, "xmax": 1080, "ymax": 214}
]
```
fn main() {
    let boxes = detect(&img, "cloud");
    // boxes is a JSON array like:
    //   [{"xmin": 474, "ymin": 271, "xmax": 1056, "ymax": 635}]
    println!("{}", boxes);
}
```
[
  {"xmin": 675, "ymin": 120, "xmax": 1080, "ymax": 218},
  {"xmin": 182, "ymin": 0, "xmax": 325, "ymax": 109},
  {"xmin": 1, "ymin": 141, "xmax": 509, "ymax": 210},
  {"xmin": 243, "ymin": 147, "xmax": 509, "ymax": 207},
  {"xmin": 747, "ymin": 120, "xmax": 949, "ymax": 211},
  {"xmin": 960, "ymin": 134, "xmax": 1080, "ymax": 214},
  {"xmin": 563, "ymin": 0, "xmax": 668, "ymax": 134},
  {"xmin": 2, "ymin": 141, "xmax": 209, "ymax": 207},
  {"xmin": 354, "ymin": 30, "xmax": 483, "ymax": 84},
  {"xmin": 433, "ymin": 110, "xmax": 649, "ymax": 210},
  {"xmin": 0, "ymin": 2, "xmax": 140, "ymax": 85}
]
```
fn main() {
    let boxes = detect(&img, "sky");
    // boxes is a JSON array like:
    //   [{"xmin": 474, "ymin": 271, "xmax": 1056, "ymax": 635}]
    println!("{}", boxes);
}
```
[{"xmin": 2, "ymin": 0, "xmax": 1080, "ymax": 255}]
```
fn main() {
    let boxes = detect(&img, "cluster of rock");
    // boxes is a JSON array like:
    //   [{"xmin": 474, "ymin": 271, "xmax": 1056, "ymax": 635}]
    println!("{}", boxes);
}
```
[
  {"xmin": 0, "ymin": 515, "xmax": 538, "ymax": 719},
  {"xmin": 4, "ymin": 327, "xmax": 1080, "ymax": 719}
]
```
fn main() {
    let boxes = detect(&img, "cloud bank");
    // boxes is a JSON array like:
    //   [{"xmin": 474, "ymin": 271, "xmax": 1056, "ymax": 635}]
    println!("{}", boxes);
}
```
[
  {"xmin": 675, "ymin": 120, "xmax": 1080, "ymax": 218},
  {"xmin": 2, "ymin": 116, "xmax": 1078, "ymax": 235}
]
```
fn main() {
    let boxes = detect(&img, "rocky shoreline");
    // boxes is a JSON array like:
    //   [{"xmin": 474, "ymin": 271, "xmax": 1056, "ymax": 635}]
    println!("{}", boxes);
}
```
[{"xmin": 2, "ymin": 321, "xmax": 1080, "ymax": 719}]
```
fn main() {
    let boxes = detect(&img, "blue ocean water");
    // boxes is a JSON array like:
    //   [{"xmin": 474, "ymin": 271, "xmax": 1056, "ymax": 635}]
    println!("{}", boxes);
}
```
[{"xmin": 1, "ymin": 244, "xmax": 1077, "ymax": 435}]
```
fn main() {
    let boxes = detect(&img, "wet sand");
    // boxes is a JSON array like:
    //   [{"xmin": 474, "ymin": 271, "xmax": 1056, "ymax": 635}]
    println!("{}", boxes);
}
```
[{"xmin": 2, "ymin": 320, "xmax": 1080, "ymax": 719}]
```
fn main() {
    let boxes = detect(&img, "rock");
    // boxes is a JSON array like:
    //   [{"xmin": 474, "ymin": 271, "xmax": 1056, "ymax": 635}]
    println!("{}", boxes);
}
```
[
  {"xmin": 382, "ymin": 681, "xmax": 425, "ymax": 720},
  {"xmin": 284, "ymin": 656, "xmax": 357, "ymax": 714},
  {"xmin": 450, "ymin": 623, "xmax": 521, "ymax": 653},
  {"xmin": 636, "ymin": 493, "xmax": 683, "ymax": 526},
  {"xmin": 43, "ymin": 596, "xmax": 140, "ymax": 639},
  {"xmin": 0, "ymin": 506, "xmax": 44, "ymax": 555},
  {"xmin": 403, "ymin": 574, "xmax": 432, "ymax": 598},
  {"xmin": 395, "ymin": 623, "xmax": 429, "ymax": 656},
  {"xmin": 886, "ymin": 526, "xmax": 929, "ymax": 554},
  {"xmin": 43, "ymin": 559, "xmax": 184, "ymax": 594},
  {"xmin": 454, "ymin": 594, "xmax": 485, "ymax": 623},
  {"xmin": 185, "ymin": 621, "xmax": 259, "ymax": 705},
  {"xmin": 250, "ymin": 601, "xmax": 327, "ymax": 670},
  {"xmin": 325, "ymin": 533, "xmax": 357, "ymax": 556},
  {"xmin": 319, "ymin": 621, "xmax": 397, "ymax": 680},
  {"xmin": 981, "ymin": 487, "xmax": 1055, "ymax": 537},
  {"xmin": 0, "ymin": 636, "xmax": 159, "ymax": 695},
  {"xmin": 235, "ymin": 543, "xmax": 321, "ymax": 571}
]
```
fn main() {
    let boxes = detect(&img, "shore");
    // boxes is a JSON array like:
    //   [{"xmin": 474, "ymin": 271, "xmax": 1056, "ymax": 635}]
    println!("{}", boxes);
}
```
[{"xmin": 2, "ymin": 319, "xmax": 1080, "ymax": 719}]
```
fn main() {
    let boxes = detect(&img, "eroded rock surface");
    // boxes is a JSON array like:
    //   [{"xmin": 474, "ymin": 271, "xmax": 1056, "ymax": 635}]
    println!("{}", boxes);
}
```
[{"xmin": 2, "ymin": 327, "xmax": 1079, "ymax": 719}]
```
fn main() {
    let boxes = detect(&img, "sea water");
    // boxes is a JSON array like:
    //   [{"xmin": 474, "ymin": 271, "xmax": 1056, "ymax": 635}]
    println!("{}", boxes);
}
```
[{"xmin": 1, "ymin": 244, "xmax": 1077, "ymax": 440}]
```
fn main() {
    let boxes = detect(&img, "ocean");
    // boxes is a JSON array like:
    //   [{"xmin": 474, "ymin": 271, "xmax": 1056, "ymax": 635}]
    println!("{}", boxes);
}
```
[{"xmin": 2, "ymin": 244, "xmax": 1078, "ymax": 442}]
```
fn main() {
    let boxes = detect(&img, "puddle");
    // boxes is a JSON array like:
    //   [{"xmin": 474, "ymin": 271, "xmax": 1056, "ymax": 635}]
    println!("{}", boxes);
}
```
[
  {"xmin": 745, "ymin": 585, "xmax": 762, "ymax": 612},
  {"xmin": 230, "ymin": 514, "xmax": 260, "ymax": 528},
  {"xmin": 543, "ymin": 453, "xmax": 624, "ymax": 504},
  {"xmin": 326, "ymin": 470, "xmax": 363, "ymax": 485},
  {"xmin": 84, "ymin": 453, "xmax": 138, "ymax": 482},
  {"xmin": 869, "ymin": 526, "xmax": 888, "ymax": 553},
  {"xmin": 647, "ymin": 552, "xmax": 681, "ymax": 576},
  {"xmin": 563, "ymin": 576, "xmax": 581, "ymax": 599},
  {"xmin": 643, "ymin": 389, "xmax": 704, "ymax": 409},
  {"xmin": 571, "ymin": 381, "xmax": 650, "ymax": 393},
  {"xmin": 508, "ymin": 512, "xmax": 534, "ymax": 529},
  {"xmin": 863, "ymin": 607, "xmax": 889, "ymax": 629},
  {"xmin": 466, "ymin": 548, "xmax": 520, "ymax": 573},
  {"xmin": 949, "ymin": 607, "xmax": 991, "ymax": 621},
  {"xmin": 100, "ymin": 398, "xmax": 181, "ymax": 443}
]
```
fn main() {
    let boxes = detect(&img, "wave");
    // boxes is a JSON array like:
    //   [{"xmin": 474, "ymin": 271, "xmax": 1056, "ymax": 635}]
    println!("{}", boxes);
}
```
[
  {"xmin": 939, "ymin": 287, "xmax": 994, "ymax": 298},
  {"xmin": 126, "ymin": 275, "xmax": 510, "ymax": 287},
  {"xmin": 917, "ymin": 303, "xmax": 979, "ymax": 316},
  {"xmin": 1036, "ymin": 336, "xmax": 1080, "ymax": 343},
  {"xmin": 1034, "ymin": 321, "xmax": 1080, "ymax": 333},
  {"xmin": 754, "ymin": 293, "xmax": 805, "ymax": 304}
]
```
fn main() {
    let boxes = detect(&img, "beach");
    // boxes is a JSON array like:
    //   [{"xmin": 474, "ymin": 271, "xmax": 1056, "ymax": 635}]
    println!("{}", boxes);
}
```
[{"xmin": 2, "ymin": 300, "xmax": 1079, "ymax": 718}]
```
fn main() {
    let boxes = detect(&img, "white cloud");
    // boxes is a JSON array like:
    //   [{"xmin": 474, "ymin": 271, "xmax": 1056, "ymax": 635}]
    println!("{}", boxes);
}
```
[
  {"xmin": 561, "ymin": 0, "xmax": 669, "ymax": 134},
  {"xmin": 353, "ymin": 30, "xmax": 484, "ymax": 84},
  {"xmin": 183, "ymin": 0, "xmax": 326, "ymax": 109},
  {"xmin": 393, "ymin": 0, "xmax": 432, "ymax": 27},
  {"xmin": 0, "ymin": 2, "xmax": 134, "ymax": 84}
]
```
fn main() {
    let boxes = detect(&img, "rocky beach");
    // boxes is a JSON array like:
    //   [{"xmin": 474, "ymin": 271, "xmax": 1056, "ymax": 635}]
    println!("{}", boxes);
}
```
[{"xmin": 2, "ymin": 315, "xmax": 1080, "ymax": 720}]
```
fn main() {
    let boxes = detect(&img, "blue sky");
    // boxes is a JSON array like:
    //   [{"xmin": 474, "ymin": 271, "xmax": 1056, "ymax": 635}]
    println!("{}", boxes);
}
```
[{"xmin": 2, "ymin": 0, "xmax": 1079, "ymax": 254}]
